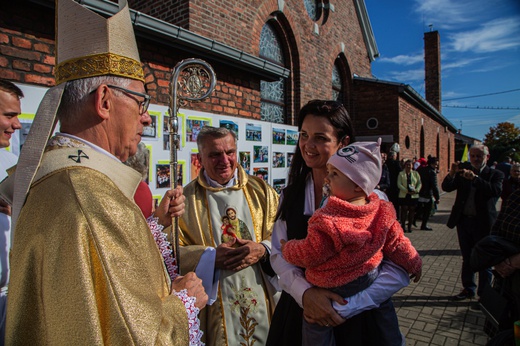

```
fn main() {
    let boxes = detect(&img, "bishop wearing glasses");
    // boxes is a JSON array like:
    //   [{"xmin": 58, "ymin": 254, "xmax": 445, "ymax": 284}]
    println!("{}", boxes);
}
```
[{"xmin": 1, "ymin": 0, "xmax": 207, "ymax": 344}]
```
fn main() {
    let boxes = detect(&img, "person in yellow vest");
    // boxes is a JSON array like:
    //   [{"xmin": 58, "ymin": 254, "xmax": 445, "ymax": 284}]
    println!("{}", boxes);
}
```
[{"xmin": 1, "ymin": 1, "xmax": 206, "ymax": 344}]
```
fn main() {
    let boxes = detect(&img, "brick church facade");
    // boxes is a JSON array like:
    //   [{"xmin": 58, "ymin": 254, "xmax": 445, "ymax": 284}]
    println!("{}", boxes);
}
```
[{"xmin": 0, "ymin": 0, "xmax": 457, "ymax": 177}]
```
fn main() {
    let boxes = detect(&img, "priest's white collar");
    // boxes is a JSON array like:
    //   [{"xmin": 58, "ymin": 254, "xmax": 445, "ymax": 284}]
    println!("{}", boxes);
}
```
[{"xmin": 203, "ymin": 169, "xmax": 238, "ymax": 188}]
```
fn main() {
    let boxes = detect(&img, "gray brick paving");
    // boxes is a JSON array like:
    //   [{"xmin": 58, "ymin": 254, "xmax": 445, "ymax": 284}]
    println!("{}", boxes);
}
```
[{"xmin": 394, "ymin": 190, "xmax": 491, "ymax": 345}]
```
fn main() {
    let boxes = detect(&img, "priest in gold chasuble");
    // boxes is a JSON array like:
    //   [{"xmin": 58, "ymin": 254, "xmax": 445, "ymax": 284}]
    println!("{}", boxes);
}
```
[
  {"xmin": 1, "ymin": 0, "xmax": 207, "ymax": 344},
  {"xmin": 8, "ymin": 144, "xmax": 192, "ymax": 345},
  {"xmin": 179, "ymin": 127, "xmax": 280, "ymax": 346}
]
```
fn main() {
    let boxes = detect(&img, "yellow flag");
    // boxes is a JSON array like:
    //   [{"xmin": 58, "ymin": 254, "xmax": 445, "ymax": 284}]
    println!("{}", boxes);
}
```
[{"xmin": 461, "ymin": 144, "xmax": 469, "ymax": 162}]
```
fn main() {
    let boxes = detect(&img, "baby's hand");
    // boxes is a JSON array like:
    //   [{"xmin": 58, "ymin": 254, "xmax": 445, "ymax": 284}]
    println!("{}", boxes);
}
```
[
  {"xmin": 280, "ymin": 239, "xmax": 287, "ymax": 252},
  {"xmin": 410, "ymin": 269, "xmax": 422, "ymax": 283}
]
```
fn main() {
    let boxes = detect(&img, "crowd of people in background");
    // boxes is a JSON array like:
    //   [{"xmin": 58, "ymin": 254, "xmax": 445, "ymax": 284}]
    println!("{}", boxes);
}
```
[
  {"xmin": 379, "ymin": 152, "xmax": 441, "ymax": 234},
  {"xmin": 378, "ymin": 149, "xmax": 519, "ymax": 233},
  {"xmin": 377, "ymin": 143, "xmax": 519, "ymax": 342}
]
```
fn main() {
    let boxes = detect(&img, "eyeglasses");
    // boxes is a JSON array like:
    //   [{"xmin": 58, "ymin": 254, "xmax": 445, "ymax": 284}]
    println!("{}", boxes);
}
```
[{"xmin": 106, "ymin": 84, "xmax": 151, "ymax": 115}]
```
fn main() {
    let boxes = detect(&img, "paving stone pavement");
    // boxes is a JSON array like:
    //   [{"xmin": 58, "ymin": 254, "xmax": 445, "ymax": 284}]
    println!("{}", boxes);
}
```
[{"xmin": 394, "ymin": 190, "xmax": 493, "ymax": 346}]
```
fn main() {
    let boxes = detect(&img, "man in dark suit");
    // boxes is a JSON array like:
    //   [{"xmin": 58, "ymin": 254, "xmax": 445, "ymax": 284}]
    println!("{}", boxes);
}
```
[
  {"xmin": 376, "ymin": 152, "xmax": 391, "ymax": 195},
  {"xmin": 416, "ymin": 156, "xmax": 440, "ymax": 230},
  {"xmin": 442, "ymin": 144, "xmax": 504, "ymax": 300},
  {"xmin": 496, "ymin": 156, "xmax": 512, "ymax": 181},
  {"xmin": 386, "ymin": 151, "xmax": 402, "ymax": 214}
]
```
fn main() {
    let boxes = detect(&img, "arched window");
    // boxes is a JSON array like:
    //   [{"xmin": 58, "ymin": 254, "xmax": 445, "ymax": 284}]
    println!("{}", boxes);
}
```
[
  {"xmin": 332, "ymin": 55, "xmax": 352, "ymax": 113},
  {"xmin": 303, "ymin": 0, "xmax": 321, "ymax": 21},
  {"xmin": 332, "ymin": 63, "xmax": 343, "ymax": 103},
  {"xmin": 260, "ymin": 22, "xmax": 286, "ymax": 124}
]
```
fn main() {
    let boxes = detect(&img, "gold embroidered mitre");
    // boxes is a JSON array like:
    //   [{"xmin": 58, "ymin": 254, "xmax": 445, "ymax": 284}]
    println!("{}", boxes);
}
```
[{"xmin": 55, "ymin": 0, "xmax": 144, "ymax": 85}]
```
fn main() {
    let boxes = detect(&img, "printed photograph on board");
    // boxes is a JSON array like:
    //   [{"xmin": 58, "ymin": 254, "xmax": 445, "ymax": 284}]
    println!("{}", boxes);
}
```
[
  {"xmin": 163, "ymin": 115, "xmax": 170, "ymax": 150},
  {"xmin": 253, "ymin": 145, "xmax": 269, "ymax": 163},
  {"xmin": 13, "ymin": 114, "xmax": 36, "ymax": 155},
  {"xmin": 153, "ymin": 196, "xmax": 161, "ymax": 211},
  {"xmin": 220, "ymin": 119, "xmax": 239, "ymax": 140},
  {"xmin": 272, "ymin": 128, "xmax": 286, "ymax": 145},
  {"xmin": 156, "ymin": 162, "xmax": 183, "ymax": 188},
  {"xmin": 245, "ymin": 123, "xmax": 262, "ymax": 141},
  {"xmin": 156, "ymin": 163, "xmax": 171, "ymax": 189},
  {"xmin": 176, "ymin": 162, "xmax": 184, "ymax": 186},
  {"xmin": 286, "ymin": 129, "xmax": 299, "ymax": 145},
  {"xmin": 287, "ymin": 152, "xmax": 295, "ymax": 168},
  {"xmin": 273, "ymin": 178, "xmax": 286, "ymax": 194},
  {"xmin": 19, "ymin": 122, "xmax": 32, "ymax": 153},
  {"xmin": 186, "ymin": 118, "xmax": 210, "ymax": 142},
  {"xmin": 143, "ymin": 144, "xmax": 152, "ymax": 184},
  {"xmin": 253, "ymin": 167, "xmax": 269, "ymax": 182},
  {"xmin": 191, "ymin": 153, "xmax": 202, "ymax": 181},
  {"xmin": 142, "ymin": 112, "xmax": 157, "ymax": 138},
  {"xmin": 272, "ymin": 152, "xmax": 285, "ymax": 168},
  {"xmin": 239, "ymin": 151, "xmax": 251, "ymax": 174}
]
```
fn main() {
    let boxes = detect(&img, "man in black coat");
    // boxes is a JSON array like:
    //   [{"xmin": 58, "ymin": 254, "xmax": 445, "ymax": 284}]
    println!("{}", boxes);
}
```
[
  {"xmin": 442, "ymin": 144, "xmax": 504, "ymax": 301},
  {"xmin": 416, "ymin": 156, "xmax": 440, "ymax": 230},
  {"xmin": 386, "ymin": 151, "xmax": 401, "ymax": 214},
  {"xmin": 376, "ymin": 152, "xmax": 391, "ymax": 195},
  {"xmin": 496, "ymin": 156, "xmax": 512, "ymax": 180}
]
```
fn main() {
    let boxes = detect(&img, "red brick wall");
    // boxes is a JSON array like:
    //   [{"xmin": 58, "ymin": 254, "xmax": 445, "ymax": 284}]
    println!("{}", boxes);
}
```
[
  {"xmin": 1, "ymin": 0, "xmax": 457, "ymax": 179},
  {"xmin": 398, "ymin": 98, "xmax": 451, "ymax": 177},
  {"xmin": 0, "ymin": 2, "xmax": 55, "ymax": 86},
  {"xmin": 353, "ymin": 81, "xmax": 400, "ymax": 139},
  {"xmin": 398, "ymin": 99, "xmax": 422, "ymax": 161},
  {"xmin": 135, "ymin": 0, "xmax": 374, "ymax": 120},
  {"xmin": 1, "ymin": 0, "xmax": 372, "ymax": 125},
  {"xmin": 138, "ymin": 39, "xmax": 262, "ymax": 118},
  {"xmin": 130, "ymin": 0, "xmax": 190, "ymax": 29},
  {"xmin": 353, "ymin": 79, "xmax": 454, "ymax": 179}
]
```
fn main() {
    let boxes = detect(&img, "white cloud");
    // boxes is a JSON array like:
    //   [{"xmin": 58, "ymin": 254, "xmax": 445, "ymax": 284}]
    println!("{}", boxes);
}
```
[
  {"xmin": 413, "ymin": 0, "xmax": 486, "ymax": 29},
  {"xmin": 442, "ymin": 57, "xmax": 484, "ymax": 70},
  {"xmin": 387, "ymin": 69, "xmax": 425, "ymax": 82},
  {"xmin": 377, "ymin": 53, "xmax": 423, "ymax": 66},
  {"xmin": 448, "ymin": 17, "xmax": 520, "ymax": 53},
  {"xmin": 412, "ymin": 0, "xmax": 520, "ymax": 53},
  {"xmin": 505, "ymin": 113, "xmax": 520, "ymax": 126},
  {"xmin": 442, "ymin": 90, "xmax": 462, "ymax": 99},
  {"xmin": 471, "ymin": 63, "xmax": 509, "ymax": 74},
  {"xmin": 482, "ymin": 57, "xmax": 520, "ymax": 72}
]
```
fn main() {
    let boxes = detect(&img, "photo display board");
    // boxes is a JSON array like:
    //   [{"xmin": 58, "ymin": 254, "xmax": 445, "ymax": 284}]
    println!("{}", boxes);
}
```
[{"xmin": 11, "ymin": 84, "xmax": 298, "ymax": 201}]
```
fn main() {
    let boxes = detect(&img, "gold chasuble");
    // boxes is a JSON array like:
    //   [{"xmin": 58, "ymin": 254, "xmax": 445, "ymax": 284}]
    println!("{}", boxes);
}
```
[
  {"xmin": 6, "ymin": 144, "xmax": 189, "ymax": 345},
  {"xmin": 179, "ymin": 166, "xmax": 279, "ymax": 346}
]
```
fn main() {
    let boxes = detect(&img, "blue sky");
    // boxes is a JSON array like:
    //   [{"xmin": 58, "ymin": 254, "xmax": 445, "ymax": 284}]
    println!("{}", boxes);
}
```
[{"xmin": 364, "ymin": 0, "xmax": 520, "ymax": 141}]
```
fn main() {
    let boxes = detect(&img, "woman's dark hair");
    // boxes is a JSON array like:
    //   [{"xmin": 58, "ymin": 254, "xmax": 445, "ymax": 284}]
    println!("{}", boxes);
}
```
[{"xmin": 277, "ymin": 100, "xmax": 355, "ymax": 220}]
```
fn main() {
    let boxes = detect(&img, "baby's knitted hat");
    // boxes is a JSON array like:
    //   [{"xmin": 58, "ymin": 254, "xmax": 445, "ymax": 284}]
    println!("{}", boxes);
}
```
[{"xmin": 327, "ymin": 138, "xmax": 382, "ymax": 196}]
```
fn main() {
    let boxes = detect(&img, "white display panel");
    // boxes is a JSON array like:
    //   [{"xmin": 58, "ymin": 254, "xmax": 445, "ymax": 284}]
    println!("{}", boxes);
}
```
[{"xmin": 10, "ymin": 84, "xmax": 298, "ymax": 201}]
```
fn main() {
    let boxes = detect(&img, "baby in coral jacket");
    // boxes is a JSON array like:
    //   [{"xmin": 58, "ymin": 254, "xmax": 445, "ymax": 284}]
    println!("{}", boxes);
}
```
[{"xmin": 282, "ymin": 139, "xmax": 422, "ymax": 346}]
